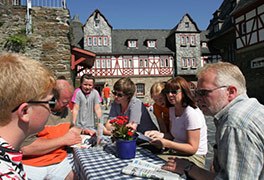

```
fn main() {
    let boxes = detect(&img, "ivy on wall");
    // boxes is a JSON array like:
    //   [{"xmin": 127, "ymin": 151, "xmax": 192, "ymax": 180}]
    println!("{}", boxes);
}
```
[{"xmin": 4, "ymin": 29, "xmax": 29, "ymax": 53}]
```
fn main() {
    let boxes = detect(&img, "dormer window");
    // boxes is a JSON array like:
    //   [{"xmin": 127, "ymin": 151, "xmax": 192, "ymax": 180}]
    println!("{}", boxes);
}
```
[
  {"xmin": 147, "ymin": 40, "xmax": 156, "ymax": 48},
  {"xmin": 128, "ymin": 40, "xmax": 137, "ymax": 48}
]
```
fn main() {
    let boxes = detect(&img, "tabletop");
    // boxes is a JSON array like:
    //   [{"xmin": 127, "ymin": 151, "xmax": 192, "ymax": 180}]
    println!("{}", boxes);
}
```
[{"xmin": 73, "ymin": 143, "xmax": 181, "ymax": 180}]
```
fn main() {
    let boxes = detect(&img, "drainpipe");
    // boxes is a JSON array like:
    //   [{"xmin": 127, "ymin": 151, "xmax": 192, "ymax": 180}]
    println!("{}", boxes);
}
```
[{"xmin": 26, "ymin": 0, "xmax": 32, "ymax": 35}]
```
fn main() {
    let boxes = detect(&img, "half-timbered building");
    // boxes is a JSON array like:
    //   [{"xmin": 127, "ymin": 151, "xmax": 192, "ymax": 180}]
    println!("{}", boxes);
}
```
[
  {"xmin": 207, "ymin": 0, "xmax": 264, "ymax": 104},
  {"xmin": 72, "ymin": 9, "xmax": 208, "ymax": 103}
]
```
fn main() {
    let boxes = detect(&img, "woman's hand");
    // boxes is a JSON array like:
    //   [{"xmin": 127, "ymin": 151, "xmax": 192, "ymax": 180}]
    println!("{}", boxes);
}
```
[
  {"xmin": 126, "ymin": 121, "xmax": 137, "ymax": 131},
  {"xmin": 144, "ymin": 130, "xmax": 164, "ymax": 139}
]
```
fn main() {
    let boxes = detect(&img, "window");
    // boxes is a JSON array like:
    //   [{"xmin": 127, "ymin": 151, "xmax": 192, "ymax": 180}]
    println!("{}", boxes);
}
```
[
  {"xmin": 13, "ymin": 0, "xmax": 20, "ymax": 5},
  {"xmin": 106, "ymin": 59, "xmax": 111, "ymax": 68},
  {"xmin": 136, "ymin": 83, "xmax": 145, "ymax": 96},
  {"xmin": 147, "ymin": 40, "xmax": 156, "ymax": 48},
  {"xmin": 191, "ymin": 58, "xmax": 197, "ymax": 68},
  {"xmin": 128, "ymin": 40, "xmax": 137, "ymax": 48},
  {"xmin": 103, "ymin": 37, "xmax": 108, "ymax": 46},
  {"xmin": 93, "ymin": 37, "xmax": 97, "ymax": 46},
  {"xmin": 181, "ymin": 36, "xmax": 186, "ymax": 46},
  {"xmin": 98, "ymin": 37, "xmax": 102, "ymax": 46},
  {"xmin": 139, "ymin": 59, "xmax": 143, "ymax": 67},
  {"xmin": 202, "ymin": 42, "xmax": 207, "ymax": 48},
  {"xmin": 190, "ymin": 36, "xmax": 196, "ymax": 46},
  {"xmin": 239, "ymin": 22, "xmax": 247, "ymax": 35},
  {"xmin": 185, "ymin": 22, "xmax": 189, "ymax": 28},
  {"xmin": 102, "ymin": 59, "xmax": 106, "ymax": 68},
  {"xmin": 182, "ymin": 58, "xmax": 189, "ymax": 68},
  {"xmin": 129, "ymin": 59, "xmax": 133, "ymax": 67},
  {"xmin": 88, "ymin": 37, "xmax": 92, "ymax": 46},
  {"xmin": 165, "ymin": 59, "xmax": 169, "ymax": 67},
  {"xmin": 144, "ymin": 59, "xmax": 148, "ymax": 67},
  {"xmin": 94, "ymin": 14, "xmax": 100, "ymax": 28},
  {"xmin": 96, "ymin": 59, "xmax": 100, "ymax": 68}
]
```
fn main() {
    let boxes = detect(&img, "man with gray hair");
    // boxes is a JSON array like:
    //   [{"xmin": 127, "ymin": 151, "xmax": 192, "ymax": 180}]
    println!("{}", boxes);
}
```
[{"xmin": 162, "ymin": 62, "xmax": 264, "ymax": 179}]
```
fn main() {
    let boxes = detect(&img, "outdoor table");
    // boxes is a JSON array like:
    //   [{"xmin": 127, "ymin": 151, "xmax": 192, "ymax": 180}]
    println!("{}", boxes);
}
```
[{"xmin": 73, "ymin": 143, "xmax": 182, "ymax": 179}]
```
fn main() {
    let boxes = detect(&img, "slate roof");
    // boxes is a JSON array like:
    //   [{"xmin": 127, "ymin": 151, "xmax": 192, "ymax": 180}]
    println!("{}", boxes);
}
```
[
  {"xmin": 231, "ymin": 0, "xmax": 261, "ymax": 15},
  {"xmin": 111, "ymin": 29, "xmax": 173, "ymax": 55}
]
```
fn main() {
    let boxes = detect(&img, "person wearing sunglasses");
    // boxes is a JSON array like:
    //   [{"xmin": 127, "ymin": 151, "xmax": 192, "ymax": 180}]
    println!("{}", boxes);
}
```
[
  {"xmin": 20, "ymin": 79, "xmax": 96, "ymax": 180},
  {"xmin": 105, "ymin": 77, "xmax": 158, "ymax": 135},
  {"xmin": 145, "ymin": 76, "xmax": 208, "ymax": 169},
  {"xmin": 163, "ymin": 62, "xmax": 264, "ymax": 179},
  {"xmin": 0, "ymin": 53, "xmax": 56, "ymax": 179}
]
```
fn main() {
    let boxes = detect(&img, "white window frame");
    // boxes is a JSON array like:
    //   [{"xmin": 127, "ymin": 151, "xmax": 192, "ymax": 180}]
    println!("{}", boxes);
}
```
[
  {"xmin": 93, "ymin": 37, "xmax": 97, "ymax": 46},
  {"xmin": 96, "ymin": 59, "xmax": 100, "ymax": 68},
  {"xmin": 88, "ymin": 37, "xmax": 92, "ymax": 46},
  {"xmin": 136, "ymin": 83, "xmax": 145, "ymax": 96},
  {"xmin": 98, "ymin": 37, "xmax": 102, "ymax": 46},
  {"xmin": 94, "ymin": 18, "xmax": 100, "ymax": 28},
  {"xmin": 185, "ymin": 22, "xmax": 189, "ymax": 28},
  {"xmin": 181, "ymin": 36, "xmax": 186, "ymax": 46},
  {"xmin": 147, "ymin": 40, "xmax": 156, "ymax": 48},
  {"xmin": 103, "ymin": 37, "xmax": 108, "ymax": 46},
  {"xmin": 128, "ymin": 40, "xmax": 137, "ymax": 48},
  {"xmin": 191, "ymin": 58, "xmax": 197, "ymax": 68},
  {"xmin": 190, "ymin": 36, "xmax": 196, "ymax": 46},
  {"xmin": 139, "ymin": 59, "xmax": 144, "ymax": 67},
  {"xmin": 144, "ymin": 59, "xmax": 148, "ymax": 67},
  {"xmin": 102, "ymin": 59, "xmax": 106, "ymax": 68},
  {"xmin": 182, "ymin": 58, "xmax": 189, "ymax": 68}
]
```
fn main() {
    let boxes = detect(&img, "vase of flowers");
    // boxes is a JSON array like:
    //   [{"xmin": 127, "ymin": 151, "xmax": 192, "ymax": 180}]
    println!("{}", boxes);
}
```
[{"xmin": 109, "ymin": 116, "xmax": 137, "ymax": 159}]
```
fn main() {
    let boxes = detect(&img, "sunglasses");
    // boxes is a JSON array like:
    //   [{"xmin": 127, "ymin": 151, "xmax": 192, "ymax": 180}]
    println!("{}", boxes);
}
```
[
  {"xmin": 163, "ymin": 89, "xmax": 181, "ymax": 95},
  {"xmin": 195, "ymin": 86, "xmax": 227, "ymax": 97},
  {"xmin": 112, "ymin": 90, "xmax": 124, "ymax": 97},
  {"xmin": 12, "ymin": 97, "xmax": 57, "ymax": 112}
]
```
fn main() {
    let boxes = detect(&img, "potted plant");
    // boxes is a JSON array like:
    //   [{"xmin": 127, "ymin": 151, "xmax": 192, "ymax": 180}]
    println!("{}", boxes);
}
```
[{"xmin": 109, "ymin": 116, "xmax": 137, "ymax": 159}]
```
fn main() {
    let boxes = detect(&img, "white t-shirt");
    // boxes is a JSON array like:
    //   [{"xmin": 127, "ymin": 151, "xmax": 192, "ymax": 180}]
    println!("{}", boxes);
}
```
[{"xmin": 169, "ymin": 106, "xmax": 208, "ymax": 155}]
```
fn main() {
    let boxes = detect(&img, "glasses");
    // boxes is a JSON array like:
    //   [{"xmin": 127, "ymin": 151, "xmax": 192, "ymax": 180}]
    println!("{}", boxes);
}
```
[
  {"xmin": 195, "ymin": 86, "xmax": 228, "ymax": 97},
  {"xmin": 163, "ymin": 89, "xmax": 181, "ymax": 95},
  {"xmin": 112, "ymin": 90, "xmax": 124, "ymax": 98},
  {"xmin": 12, "ymin": 97, "xmax": 57, "ymax": 112}
]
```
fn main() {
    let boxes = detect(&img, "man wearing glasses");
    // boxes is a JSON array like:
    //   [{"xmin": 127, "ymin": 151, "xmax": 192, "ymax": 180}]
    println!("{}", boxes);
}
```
[
  {"xmin": 21, "ymin": 79, "xmax": 95, "ymax": 180},
  {"xmin": 162, "ymin": 62, "xmax": 264, "ymax": 179},
  {"xmin": 0, "ymin": 53, "xmax": 56, "ymax": 179}
]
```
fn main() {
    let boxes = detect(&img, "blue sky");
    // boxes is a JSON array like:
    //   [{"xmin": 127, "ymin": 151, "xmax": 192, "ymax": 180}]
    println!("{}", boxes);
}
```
[{"xmin": 67, "ymin": 0, "xmax": 223, "ymax": 30}]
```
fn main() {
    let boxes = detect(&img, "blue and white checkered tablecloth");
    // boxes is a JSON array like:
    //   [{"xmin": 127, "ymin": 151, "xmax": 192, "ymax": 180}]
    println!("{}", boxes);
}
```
[{"xmin": 73, "ymin": 143, "xmax": 167, "ymax": 180}]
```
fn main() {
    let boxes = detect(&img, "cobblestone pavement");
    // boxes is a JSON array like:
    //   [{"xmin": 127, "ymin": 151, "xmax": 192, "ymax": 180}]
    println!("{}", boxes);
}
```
[{"xmin": 101, "ymin": 105, "xmax": 215, "ymax": 170}]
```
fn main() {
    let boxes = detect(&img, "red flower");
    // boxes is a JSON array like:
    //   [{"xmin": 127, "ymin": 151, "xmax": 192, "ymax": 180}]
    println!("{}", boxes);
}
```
[
  {"xmin": 110, "ymin": 116, "xmax": 135, "ymax": 140},
  {"xmin": 127, "ymin": 130, "xmax": 134, "ymax": 137}
]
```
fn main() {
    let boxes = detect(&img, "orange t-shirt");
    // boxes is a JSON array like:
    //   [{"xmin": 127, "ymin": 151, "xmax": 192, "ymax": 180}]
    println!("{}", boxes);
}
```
[
  {"xmin": 22, "ymin": 108, "xmax": 73, "ymax": 166},
  {"xmin": 102, "ymin": 87, "xmax": 111, "ymax": 98},
  {"xmin": 153, "ymin": 103, "xmax": 170, "ymax": 133}
]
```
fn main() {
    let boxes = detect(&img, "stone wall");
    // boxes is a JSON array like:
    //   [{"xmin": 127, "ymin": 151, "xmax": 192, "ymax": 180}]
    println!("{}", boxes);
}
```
[{"xmin": 0, "ymin": 5, "xmax": 72, "ymax": 79}]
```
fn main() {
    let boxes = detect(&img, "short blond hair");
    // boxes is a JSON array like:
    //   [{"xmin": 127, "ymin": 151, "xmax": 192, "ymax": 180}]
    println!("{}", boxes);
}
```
[
  {"xmin": 150, "ymin": 82, "xmax": 165, "ymax": 98},
  {"xmin": 0, "ymin": 53, "xmax": 56, "ymax": 125}
]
